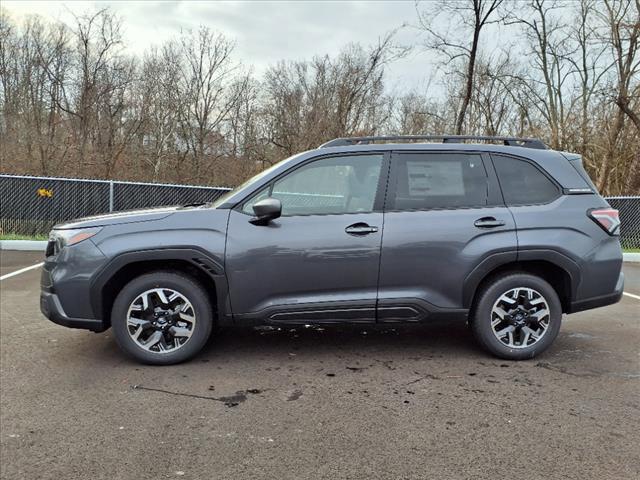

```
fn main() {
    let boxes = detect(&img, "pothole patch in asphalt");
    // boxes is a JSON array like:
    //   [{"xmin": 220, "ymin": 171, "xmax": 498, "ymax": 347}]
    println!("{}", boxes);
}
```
[{"xmin": 287, "ymin": 389, "xmax": 303, "ymax": 401}]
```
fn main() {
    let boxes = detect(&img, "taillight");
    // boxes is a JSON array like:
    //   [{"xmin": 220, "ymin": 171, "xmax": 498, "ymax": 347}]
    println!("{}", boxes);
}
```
[{"xmin": 588, "ymin": 208, "xmax": 620, "ymax": 235}]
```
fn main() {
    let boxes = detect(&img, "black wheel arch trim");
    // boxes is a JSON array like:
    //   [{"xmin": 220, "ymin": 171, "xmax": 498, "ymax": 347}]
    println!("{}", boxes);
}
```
[
  {"xmin": 89, "ymin": 247, "xmax": 226, "ymax": 322},
  {"xmin": 517, "ymin": 249, "xmax": 581, "ymax": 299},
  {"xmin": 463, "ymin": 248, "xmax": 581, "ymax": 308}
]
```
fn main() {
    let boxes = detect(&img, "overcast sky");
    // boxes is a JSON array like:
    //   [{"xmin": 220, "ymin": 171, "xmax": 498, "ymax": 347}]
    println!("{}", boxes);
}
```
[
  {"xmin": 1, "ymin": 0, "xmax": 518, "ymax": 94},
  {"xmin": 3, "ymin": 1, "xmax": 436, "ymax": 90}
]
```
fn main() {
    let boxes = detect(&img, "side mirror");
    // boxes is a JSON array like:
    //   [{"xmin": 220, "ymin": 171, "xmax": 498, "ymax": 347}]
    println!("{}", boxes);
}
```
[{"xmin": 249, "ymin": 198, "xmax": 282, "ymax": 226}]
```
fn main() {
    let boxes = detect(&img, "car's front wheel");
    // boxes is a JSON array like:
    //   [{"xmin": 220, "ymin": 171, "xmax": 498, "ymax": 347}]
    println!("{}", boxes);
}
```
[
  {"xmin": 470, "ymin": 273, "xmax": 562, "ymax": 360},
  {"xmin": 111, "ymin": 271, "xmax": 213, "ymax": 365}
]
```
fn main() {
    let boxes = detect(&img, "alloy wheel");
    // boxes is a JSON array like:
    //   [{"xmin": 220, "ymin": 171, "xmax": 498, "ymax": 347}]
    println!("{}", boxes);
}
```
[
  {"xmin": 126, "ymin": 288, "xmax": 196, "ymax": 353},
  {"xmin": 490, "ymin": 287, "xmax": 551, "ymax": 349}
]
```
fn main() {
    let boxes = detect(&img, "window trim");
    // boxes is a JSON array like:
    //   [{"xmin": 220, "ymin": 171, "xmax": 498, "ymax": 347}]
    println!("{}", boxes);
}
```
[
  {"xmin": 384, "ymin": 150, "xmax": 498, "ymax": 213},
  {"xmin": 489, "ymin": 153, "xmax": 562, "ymax": 207},
  {"xmin": 235, "ymin": 151, "xmax": 391, "ymax": 218}
]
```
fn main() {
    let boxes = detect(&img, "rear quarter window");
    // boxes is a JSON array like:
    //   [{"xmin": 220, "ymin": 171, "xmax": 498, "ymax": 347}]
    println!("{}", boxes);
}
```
[
  {"xmin": 568, "ymin": 158, "xmax": 598, "ymax": 193},
  {"xmin": 492, "ymin": 155, "xmax": 560, "ymax": 206}
]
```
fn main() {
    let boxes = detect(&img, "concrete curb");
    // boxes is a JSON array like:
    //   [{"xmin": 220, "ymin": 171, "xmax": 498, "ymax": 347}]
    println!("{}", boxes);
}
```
[
  {"xmin": 1, "ymin": 239, "xmax": 639, "ymax": 262},
  {"xmin": 624, "ymin": 252, "xmax": 640, "ymax": 263},
  {"xmin": 0, "ymin": 240, "xmax": 47, "ymax": 251}
]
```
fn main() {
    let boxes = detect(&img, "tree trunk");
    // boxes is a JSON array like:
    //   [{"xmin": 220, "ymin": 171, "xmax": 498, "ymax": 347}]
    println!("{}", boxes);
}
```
[
  {"xmin": 597, "ymin": 107, "xmax": 625, "ymax": 193},
  {"xmin": 455, "ymin": 29, "xmax": 480, "ymax": 135}
]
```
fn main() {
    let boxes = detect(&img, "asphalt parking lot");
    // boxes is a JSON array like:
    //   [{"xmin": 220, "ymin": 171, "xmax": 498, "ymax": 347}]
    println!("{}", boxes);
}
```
[{"xmin": 0, "ymin": 250, "xmax": 638, "ymax": 480}]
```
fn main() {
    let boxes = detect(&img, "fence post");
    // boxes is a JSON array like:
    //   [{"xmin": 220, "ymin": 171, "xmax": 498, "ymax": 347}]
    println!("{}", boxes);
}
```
[{"xmin": 109, "ymin": 181, "xmax": 114, "ymax": 212}]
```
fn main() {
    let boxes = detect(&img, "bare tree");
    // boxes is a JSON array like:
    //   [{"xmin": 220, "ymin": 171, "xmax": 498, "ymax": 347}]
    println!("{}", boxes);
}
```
[
  {"xmin": 62, "ymin": 9, "xmax": 125, "ymax": 171},
  {"xmin": 0, "ymin": 15, "xmax": 71, "ymax": 174},
  {"xmin": 263, "ymin": 33, "xmax": 399, "ymax": 157},
  {"xmin": 0, "ymin": 11, "xmax": 19, "ymax": 135},
  {"xmin": 93, "ymin": 54, "xmax": 141, "ymax": 178},
  {"xmin": 390, "ymin": 91, "xmax": 449, "ymax": 135},
  {"xmin": 568, "ymin": 0, "xmax": 614, "ymax": 157},
  {"xmin": 507, "ymin": 0, "xmax": 577, "ymax": 149},
  {"xmin": 467, "ymin": 53, "xmax": 518, "ymax": 135},
  {"xmin": 0, "ymin": 5, "xmax": 637, "ymax": 194},
  {"xmin": 417, "ymin": 0, "xmax": 505, "ymax": 134},
  {"xmin": 175, "ymin": 27, "xmax": 246, "ymax": 181},
  {"xmin": 603, "ymin": 0, "xmax": 640, "ymax": 129},
  {"xmin": 136, "ymin": 43, "xmax": 182, "ymax": 181},
  {"xmin": 225, "ymin": 75, "xmax": 264, "ymax": 182},
  {"xmin": 596, "ymin": 0, "xmax": 640, "ymax": 190}
]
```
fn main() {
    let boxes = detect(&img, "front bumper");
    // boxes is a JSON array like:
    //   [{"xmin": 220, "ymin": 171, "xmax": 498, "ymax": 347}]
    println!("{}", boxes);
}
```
[
  {"xmin": 40, "ymin": 237, "xmax": 108, "ymax": 332},
  {"xmin": 40, "ymin": 290, "xmax": 106, "ymax": 332},
  {"xmin": 568, "ymin": 271, "xmax": 624, "ymax": 314}
]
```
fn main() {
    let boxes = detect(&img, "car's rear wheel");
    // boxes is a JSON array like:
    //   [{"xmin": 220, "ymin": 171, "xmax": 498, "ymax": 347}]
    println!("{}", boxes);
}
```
[
  {"xmin": 111, "ymin": 271, "xmax": 213, "ymax": 365},
  {"xmin": 470, "ymin": 273, "xmax": 562, "ymax": 360}
]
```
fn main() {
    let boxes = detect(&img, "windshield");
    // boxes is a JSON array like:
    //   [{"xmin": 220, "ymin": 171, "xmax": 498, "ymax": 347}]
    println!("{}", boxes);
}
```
[{"xmin": 211, "ymin": 154, "xmax": 299, "ymax": 207}]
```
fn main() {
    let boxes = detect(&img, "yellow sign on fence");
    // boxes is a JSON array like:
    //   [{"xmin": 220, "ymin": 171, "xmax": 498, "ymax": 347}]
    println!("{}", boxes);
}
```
[{"xmin": 37, "ymin": 188, "xmax": 53, "ymax": 198}]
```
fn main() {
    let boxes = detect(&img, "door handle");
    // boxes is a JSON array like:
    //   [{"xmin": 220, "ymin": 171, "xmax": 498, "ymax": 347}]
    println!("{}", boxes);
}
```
[
  {"xmin": 474, "ymin": 217, "xmax": 506, "ymax": 228},
  {"xmin": 345, "ymin": 222, "xmax": 379, "ymax": 236}
]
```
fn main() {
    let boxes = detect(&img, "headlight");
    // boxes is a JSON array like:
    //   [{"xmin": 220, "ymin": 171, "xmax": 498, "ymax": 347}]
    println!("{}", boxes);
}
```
[{"xmin": 50, "ymin": 227, "xmax": 102, "ymax": 250}]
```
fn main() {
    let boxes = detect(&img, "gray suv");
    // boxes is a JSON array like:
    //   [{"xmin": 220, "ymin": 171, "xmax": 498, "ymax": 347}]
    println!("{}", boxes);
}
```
[{"xmin": 40, "ymin": 135, "xmax": 624, "ymax": 364}]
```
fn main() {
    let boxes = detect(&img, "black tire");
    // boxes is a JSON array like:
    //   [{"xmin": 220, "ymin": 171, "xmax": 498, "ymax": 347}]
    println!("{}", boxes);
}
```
[
  {"xmin": 111, "ymin": 271, "xmax": 213, "ymax": 365},
  {"xmin": 470, "ymin": 272, "xmax": 562, "ymax": 360}
]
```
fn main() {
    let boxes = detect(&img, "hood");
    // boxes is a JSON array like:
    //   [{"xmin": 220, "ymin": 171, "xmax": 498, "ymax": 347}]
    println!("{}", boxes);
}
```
[{"xmin": 54, "ymin": 206, "xmax": 182, "ymax": 230}]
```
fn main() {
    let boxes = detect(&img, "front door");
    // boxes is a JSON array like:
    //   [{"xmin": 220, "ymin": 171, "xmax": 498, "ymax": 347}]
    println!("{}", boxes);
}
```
[{"xmin": 225, "ymin": 153, "xmax": 388, "ymax": 323}]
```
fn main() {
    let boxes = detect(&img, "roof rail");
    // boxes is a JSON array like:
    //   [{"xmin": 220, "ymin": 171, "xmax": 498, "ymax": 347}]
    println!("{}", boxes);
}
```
[{"xmin": 319, "ymin": 135, "xmax": 548, "ymax": 150}]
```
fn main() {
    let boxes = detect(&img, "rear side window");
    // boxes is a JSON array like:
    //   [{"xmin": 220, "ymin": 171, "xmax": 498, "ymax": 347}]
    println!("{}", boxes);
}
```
[
  {"xmin": 493, "ymin": 155, "xmax": 560, "ymax": 205},
  {"xmin": 390, "ymin": 152, "xmax": 488, "ymax": 210}
]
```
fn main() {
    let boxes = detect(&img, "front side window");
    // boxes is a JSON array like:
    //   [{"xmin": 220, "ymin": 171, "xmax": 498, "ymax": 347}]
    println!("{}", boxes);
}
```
[
  {"xmin": 242, "ymin": 186, "xmax": 270, "ymax": 215},
  {"xmin": 242, "ymin": 154, "xmax": 383, "ymax": 216},
  {"xmin": 492, "ymin": 155, "xmax": 560, "ymax": 205},
  {"xmin": 390, "ymin": 152, "xmax": 488, "ymax": 210}
]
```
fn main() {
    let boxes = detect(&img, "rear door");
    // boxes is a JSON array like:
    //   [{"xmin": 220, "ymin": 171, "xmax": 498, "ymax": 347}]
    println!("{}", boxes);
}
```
[{"xmin": 377, "ymin": 150, "xmax": 517, "ymax": 321}]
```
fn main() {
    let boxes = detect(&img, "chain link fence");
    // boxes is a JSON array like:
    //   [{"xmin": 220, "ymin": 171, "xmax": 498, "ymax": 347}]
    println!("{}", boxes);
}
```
[
  {"xmin": 0, "ymin": 175, "xmax": 230, "ymax": 237},
  {"xmin": 0, "ymin": 174, "xmax": 638, "ymax": 249},
  {"xmin": 606, "ymin": 196, "xmax": 640, "ymax": 249}
]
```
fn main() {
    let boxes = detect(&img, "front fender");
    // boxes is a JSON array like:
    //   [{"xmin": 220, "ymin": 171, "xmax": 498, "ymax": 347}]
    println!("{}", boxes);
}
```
[
  {"xmin": 88, "ymin": 247, "xmax": 229, "ymax": 324},
  {"xmin": 88, "ymin": 208, "xmax": 230, "ymax": 322}
]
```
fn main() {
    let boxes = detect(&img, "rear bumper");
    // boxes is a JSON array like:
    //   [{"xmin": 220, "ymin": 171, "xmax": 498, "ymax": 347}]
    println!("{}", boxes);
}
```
[
  {"xmin": 568, "ymin": 271, "xmax": 624, "ymax": 314},
  {"xmin": 40, "ymin": 291, "xmax": 106, "ymax": 332}
]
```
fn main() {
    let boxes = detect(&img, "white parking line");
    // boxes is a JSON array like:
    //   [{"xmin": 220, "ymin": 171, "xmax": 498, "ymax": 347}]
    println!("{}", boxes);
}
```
[
  {"xmin": 623, "ymin": 292, "xmax": 640, "ymax": 301},
  {"xmin": 0, "ymin": 262, "xmax": 44, "ymax": 281}
]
